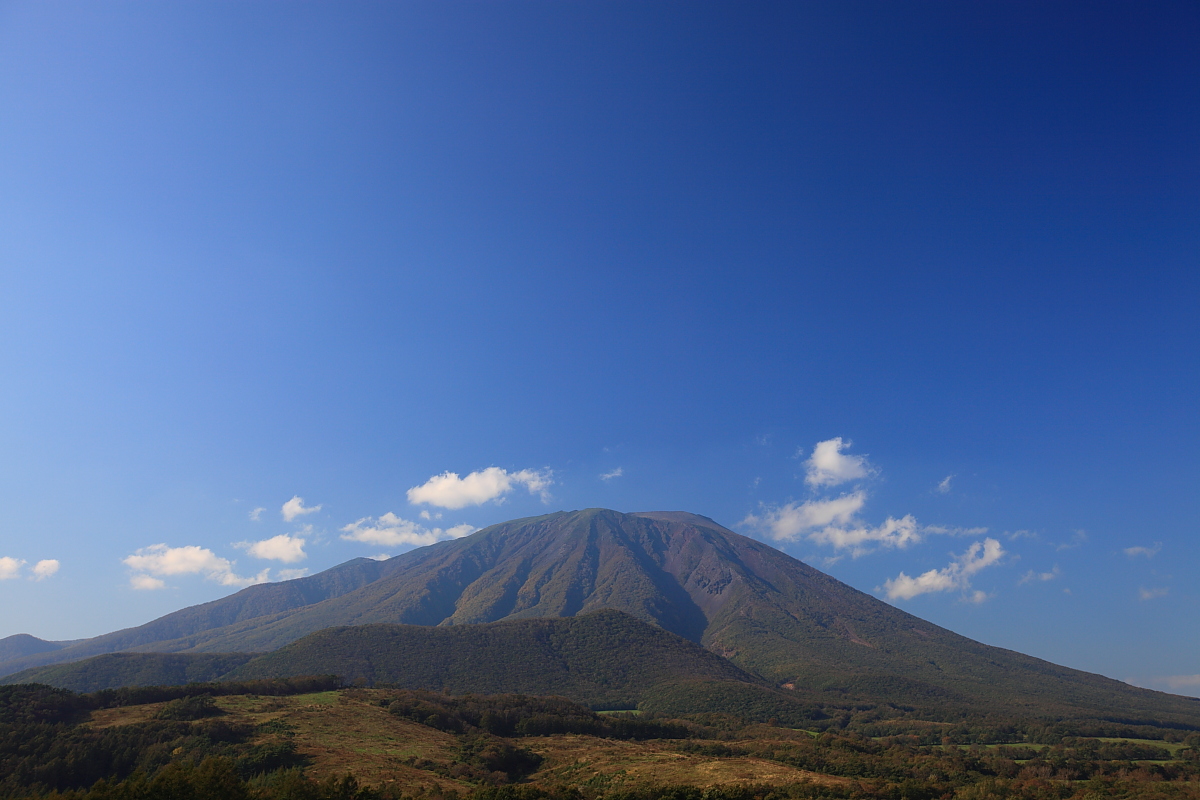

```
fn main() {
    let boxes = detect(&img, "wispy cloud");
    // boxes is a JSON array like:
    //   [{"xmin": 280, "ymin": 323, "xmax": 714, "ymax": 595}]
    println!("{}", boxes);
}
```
[
  {"xmin": 1124, "ymin": 542, "xmax": 1162, "ymax": 558},
  {"xmin": 275, "ymin": 568, "xmax": 309, "ymax": 581},
  {"xmin": 1055, "ymin": 530, "xmax": 1087, "ymax": 551},
  {"xmin": 407, "ymin": 467, "xmax": 553, "ymax": 509},
  {"xmin": 31, "ymin": 560, "xmax": 60, "ymax": 580},
  {"xmin": 340, "ymin": 513, "xmax": 476, "ymax": 547},
  {"xmin": 248, "ymin": 507, "xmax": 265, "ymax": 522},
  {"xmin": 237, "ymin": 534, "xmax": 307, "ymax": 563},
  {"xmin": 123, "ymin": 544, "xmax": 269, "ymax": 590},
  {"xmin": 802, "ymin": 438, "xmax": 874, "ymax": 487},
  {"xmin": 281, "ymin": 496, "xmax": 321, "ymax": 522},
  {"xmin": 1018, "ymin": 565, "xmax": 1060, "ymax": 584},
  {"xmin": 1139, "ymin": 586, "xmax": 1169, "ymax": 600},
  {"xmin": 0, "ymin": 557, "xmax": 25, "ymax": 580},
  {"xmin": 936, "ymin": 475, "xmax": 954, "ymax": 494},
  {"xmin": 600, "ymin": 467, "xmax": 623, "ymax": 481},
  {"xmin": 1163, "ymin": 675, "xmax": 1200, "ymax": 690},
  {"xmin": 882, "ymin": 538, "xmax": 1006, "ymax": 602}
]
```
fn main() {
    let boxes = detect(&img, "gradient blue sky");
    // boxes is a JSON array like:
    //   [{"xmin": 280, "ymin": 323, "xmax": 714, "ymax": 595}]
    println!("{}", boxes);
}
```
[{"xmin": 1, "ymin": 1, "xmax": 1196, "ymax": 695}]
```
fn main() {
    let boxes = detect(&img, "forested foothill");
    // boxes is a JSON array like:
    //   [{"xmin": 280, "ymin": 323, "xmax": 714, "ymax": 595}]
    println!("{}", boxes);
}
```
[{"xmin": 2, "ymin": 680, "xmax": 1200, "ymax": 800}]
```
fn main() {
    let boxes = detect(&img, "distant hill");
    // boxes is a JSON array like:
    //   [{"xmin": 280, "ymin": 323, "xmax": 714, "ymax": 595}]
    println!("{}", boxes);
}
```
[
  {"xmin": 4, "ymin": 509, "xmax": 1199, "ymax": 727},
  {"xmin": 0, "ymin": 634, "xmax": 68, "ymax": 663},
  {"xmin": 0, "ymin": 556, "xmax": 395, "ymax": 677},
  {"xmin": 1, "ymin": 652, "xmax": 255, "ymax": 693}
]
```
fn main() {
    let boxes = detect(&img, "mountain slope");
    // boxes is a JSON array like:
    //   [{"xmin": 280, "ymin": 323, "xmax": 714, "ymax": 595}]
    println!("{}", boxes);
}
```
[
  {"xmin": 4, "ymin": 509, "xmax": 1198, "ymax": 726},
  {"xmin": 0, "ymin": 557, "xmax": 396, "ymax": 677},
  {"xmin": 1, "ymin": 652, "xmax": 255, "ymax": 693},
  {"xmin": 227, "ymin": 609, "xmax": 777, "ymax": 710},
  {"xmin": 0, "ymin": 634, "xmax": 69, "ymax": 663}
]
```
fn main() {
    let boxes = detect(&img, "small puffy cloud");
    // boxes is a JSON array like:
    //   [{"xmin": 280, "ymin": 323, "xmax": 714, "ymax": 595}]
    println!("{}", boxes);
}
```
[
  {"xmin": 0, "ymin": 557, "xmax": 26, "ymax": 580},
  {"xmin": 1124, "ymin": 543, "xmax": 1162, "ymax": 558},
  {"xmin": 1018, "ymin": 565, "xmax": 1060, "ymax": 585},
  {"xmin": 743, "ymin": 492, "xmax": 867, "ymax": 540},
  {"xmin": 742, "ymin": 493, "xmax": 936, "ymax": 557},
  {"xmin": 123, "ymin": 544, "xmax": 268, "ymax": 589},
  {"xmin": 1139, "ymin": 586, "xmax": 1169, "ymax": 600},
  {"xmin": 130, "ymin": 574, "xmax": 166, "ymax": 591},
  {"xmin": 600, "ymin": 467, "xmax": 624, "ymax": 481},
  {"xmin": 882, "ymin": 538, "xmax": 1006, "ymax": 601},
  {"xmin": 419, "ymin": 510, "xmax": 442, "ymax": 521},
  {"xmin": 282, "ymin": 496, "xmax": 321, "ymax": 522},
  {"xmin": 809, "ymin": 515, "xmax": 922, "ymax": 554},
  {"xmin": 275, "ymin": 568, "xmax": 309, "ymax": 581},
  {"xmin": 340, "ymin": 513, "xmax": 476, "ymax": 548},
  {"xmin": 238, "ymin": 534, "xmax": 307, "ymax": 563},
  {"xmin": 407, "ymin": 467, "xmax": 553, "ymax": 509},
  {"xmin": 31, "ymin": 560, "xmax": 60, "ymax": 580},
  {"xmin": 803, "ymin": 438, "xmax": 873, "ymax": 487},
  {"xmin": 249, "ymin": 507, "xmax": 265, "ymax": 522},
  {"xmin": 936, "ymin": 475, "xmax": 954, "ymax": 494}
]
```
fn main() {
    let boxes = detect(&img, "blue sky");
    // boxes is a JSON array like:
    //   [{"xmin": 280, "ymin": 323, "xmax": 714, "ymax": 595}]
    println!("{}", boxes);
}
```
[{"xmin": 1, "ymin": 1, "xmax": 1196, "ymax": 695}]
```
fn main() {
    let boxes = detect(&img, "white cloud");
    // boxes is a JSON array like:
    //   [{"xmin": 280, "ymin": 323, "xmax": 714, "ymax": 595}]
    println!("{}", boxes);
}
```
[
  {"xmin": 742, "ymin": 492, "xmax": 867, "ymax": 540},
  {"xmin": 1139, "ymin": 586, "xmax": 1169, "ymax": 600},
  {"xmin": 406, "ymin": 467, "xmax": 553, "ymax": 509},
  {"xmin": 1124, "ymin": 542, "xmax": 1161, "ymax": 558},
  {"xmin": 130, "ymin": 574, "xmax": 166, "ymax": 590},
  {"xmin": 31, "ymin": 560, "xmax": 60, "ymax": 580},
  {"xmin": 936, "ymin": 475, "xmax": 954, "ymax": 494},
  {"xmin": 123, "ymin": 544, "xmax": 269, "ymax": 589},
  {"xmin": 808, "ymin": 515, "xmax": 923, "ymax": 554},
  {"xmin": 239, "ymin": 534, "xmax": 307, "ymax": 563},
  {"xmin": 340, "ymin": 512, "xmax": 476, "ymax": 548},
  {"xmin": 803, "ymin": 438, "xmax": 873, "ymax": 487},
  {"xmin": 274, "ymin": 568, "xmax": 309, "ymax": 581},
  {"xmin": 419, "ymin": 510, "xmax": 442, "ymax": 521},
  {"xmin": 742, "ymin": 493, "xmax": 944, "ymax": 557},
  {"xmin": 249, "ymin": 507, "xmax": 265, "ymax": 522},
  {"xmin": 1018, "ymin": 565, "xmax": 1060, "ymax": 584},
  {"xmin": 882, "ymin": 538, "xmax": 1006, "ymax": 601},
  {"xmin": 281, "ymin": 496, "xmax": 321, "ymax": 522},
  {"xmin": 600, "ymin": 467, "xmax": 624, "ymax": 481},
  {"xmin": 0, "ymin": 557, "xmax": 25, "ymax": 580}
]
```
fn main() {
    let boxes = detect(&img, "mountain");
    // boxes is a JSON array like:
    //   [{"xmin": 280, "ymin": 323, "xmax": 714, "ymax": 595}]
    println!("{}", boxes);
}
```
[
  {"xmin": 0, "ymin": 634, "xmax": 69, "ymax": 663},
  {"xmin": 2, "ymin": 611, "xmax": 819, "ymax": 722},
  {"xmin": 226, "ymin": 610, "xmax": 793, "ymax": 712},
  {"xmin": 3, "ymin": 509, "xmax": 1198, "ymax": 726},
  {"xmin": 1, "ymin": 652, "xmax": 255, "ymax": 693},
  {"xmin": 0, "ymin": 556, "xmax": 396, "ymax": 677}
]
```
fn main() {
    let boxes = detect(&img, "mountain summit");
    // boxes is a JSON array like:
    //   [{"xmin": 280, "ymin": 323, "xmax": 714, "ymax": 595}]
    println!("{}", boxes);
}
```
[{"xmin": 3, "ymin": 509, "xmax": 1197, "ymax": 723}]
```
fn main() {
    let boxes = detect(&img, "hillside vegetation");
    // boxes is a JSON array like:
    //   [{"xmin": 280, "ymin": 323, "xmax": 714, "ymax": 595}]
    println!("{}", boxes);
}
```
[{"xmin": 2, "ymin": 683, "xmax": 1200, "ymax": 800}]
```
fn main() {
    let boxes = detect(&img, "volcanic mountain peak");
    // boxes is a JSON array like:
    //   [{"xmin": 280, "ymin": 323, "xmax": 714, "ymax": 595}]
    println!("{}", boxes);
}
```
[{"xmin": 2, "ymin": 508, "xmax": 1197, "ymax": 726}]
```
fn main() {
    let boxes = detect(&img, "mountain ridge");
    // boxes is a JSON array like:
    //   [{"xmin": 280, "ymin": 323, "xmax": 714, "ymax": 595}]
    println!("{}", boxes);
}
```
[{"xmin": 3, "ymin": 509, "xmax": 1197, "ymax": 726}]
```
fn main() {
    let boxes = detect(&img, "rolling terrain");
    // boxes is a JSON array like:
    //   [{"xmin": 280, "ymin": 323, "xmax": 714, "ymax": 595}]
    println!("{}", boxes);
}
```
[{"xmin": 3, "ymin": 509, "xmax": 1198, "ymax": 726}]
